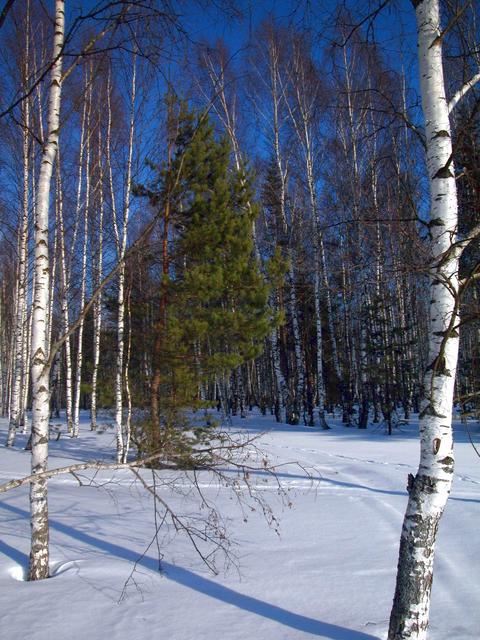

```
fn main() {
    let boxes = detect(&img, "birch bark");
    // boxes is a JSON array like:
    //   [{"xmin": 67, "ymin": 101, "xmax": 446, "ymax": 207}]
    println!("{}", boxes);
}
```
[
  {"xmin": 123, "ymin": 283, "xmax": 133, "ymax": 459},
  {"xmin": 7, "ymin": 121, "xmax": 29, "ymax": 444},
  {"xmin": 91, "ymin": 125, "xmax": 104, "ymax": 431},
  {"xmin": 28, "ymin": 0, "xmax": 64, "ymax": 581},
  {"xmin": 60, "ymin": 76, "xmax": 88, "ymax": 436},
  {"xmin": 7, "ymin": 3, "xmax": 30, "ymax": 446},
  {"xmin": 270, "ymin": 316, "xmax": 289, "ymax": 423},
  {"xmin": 109, "ymin": 54, "xmax": 136, "ymax": 463},
  {"xmin": 72, "ymin": 70, "xmax": 92, "ymax": 439},
  {"xmin": 56, "ymin": 158, "xmax": 74, "ymax": 435},
  {"xmin": 269, "ymin": 39, "xmax": 305, "ymax": 423},
  {"xmin": 0, "ymin": 293, "xmax": 4, "ymax": 415},
  {"xmin": 21, "ymin": 285, "xmax": 33, "ymax": 432},
  {"xmin": 337, "ymin": 42, "xmax": 365, "ymax": 420},
  {"xmin": 290, "ymin": 68, "xmax": 331, "ymax": 427},
  {"xmin": 388, "ymin": 0, "xmax": 462, "ymax": 636}
]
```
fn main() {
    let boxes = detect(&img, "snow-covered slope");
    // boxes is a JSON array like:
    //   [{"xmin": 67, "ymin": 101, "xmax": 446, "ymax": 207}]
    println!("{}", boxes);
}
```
[{"xmin": 1, "ymin": 413, "xmax": 479, "ymax": 640}]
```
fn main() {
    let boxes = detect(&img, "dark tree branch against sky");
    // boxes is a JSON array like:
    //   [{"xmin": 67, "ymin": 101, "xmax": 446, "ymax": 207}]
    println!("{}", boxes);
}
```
[{"xmin": 0, "ymin": 0, "xmax": 16, "ymax": 29}]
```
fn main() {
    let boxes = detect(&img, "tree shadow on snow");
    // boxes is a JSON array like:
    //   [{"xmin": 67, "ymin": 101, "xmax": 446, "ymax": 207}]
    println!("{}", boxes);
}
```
[
  {"xmin": 217, "ymin": 468, "xmax": 480, "ymax": 505},
  {"xmin": 0, "ymin": 500, "xmax": 379, "ymax": 640},
  {"xmin": 0, "ymin": 538, "xmax": 29, "ymax": 571}
]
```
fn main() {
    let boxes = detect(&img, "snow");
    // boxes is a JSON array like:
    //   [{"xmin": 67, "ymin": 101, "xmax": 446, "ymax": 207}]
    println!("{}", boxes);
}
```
[{"xmin": 1, "ymin": 412, "xmax": 479, "ymax": 640}]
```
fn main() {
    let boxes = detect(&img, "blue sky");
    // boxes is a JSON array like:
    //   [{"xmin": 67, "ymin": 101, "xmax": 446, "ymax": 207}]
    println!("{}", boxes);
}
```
[{"xmin": 178, "ymin": 0, "xmax": 421, "ymax": 105}]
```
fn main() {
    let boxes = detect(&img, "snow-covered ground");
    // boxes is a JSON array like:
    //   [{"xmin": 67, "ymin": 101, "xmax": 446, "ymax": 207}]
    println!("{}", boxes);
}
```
[{"xmin": 1, "ymin": 412, "xmax": 479, "ymax": 640}]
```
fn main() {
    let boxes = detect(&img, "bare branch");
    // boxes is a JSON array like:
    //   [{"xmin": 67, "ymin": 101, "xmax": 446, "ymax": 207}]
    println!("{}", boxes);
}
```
[
  {"xmin": 0, "ymin": 0, "xmax": 15, "ymax": 30},
  {"xmin": 332, "ymin": 0, "xmax": 391, "ymax": 48},
  {"xmin": 429, "ymin": 2, "xmax": 469, "ymax": 48},
  {"xmin": 0, "ymin": 1, "xmax": 143, "ymax": 119},
  {"xmin": 0, "ymin": 430, "xmax": 280, "ymax": 495},
  {"xmin": 448, "ymin": 71, "xmax": 480, "ymax": 113},
  {"xmin": 0, "ymin": 452, "xmax": 179, "ymax": 493}
]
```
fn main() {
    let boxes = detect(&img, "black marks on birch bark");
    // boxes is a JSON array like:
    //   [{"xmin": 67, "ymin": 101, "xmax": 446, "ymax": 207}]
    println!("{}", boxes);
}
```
[
  {"xmin": 426, "ymin": 354, "xmax": 451, "ymax": 376},
  {"xmin": 433, "ymin": 166, "xmax": 454, "ymax": 180},
  {"xmin": 432, "ymin": 130, "xmax": 450, "ymax": 139},
  {"xmin": 419, "ymin": 403, "xmax": 446, "ymax": 419}
]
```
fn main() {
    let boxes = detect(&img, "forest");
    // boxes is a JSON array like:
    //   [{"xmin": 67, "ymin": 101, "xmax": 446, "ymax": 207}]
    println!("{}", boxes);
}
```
[{"xmin": 0, "ymin": 1, "xmax": 479, "ymax": 639}]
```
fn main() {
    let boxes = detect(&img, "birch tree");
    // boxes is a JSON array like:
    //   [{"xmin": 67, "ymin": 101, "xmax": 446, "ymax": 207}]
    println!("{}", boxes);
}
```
[
  {"xmin": 109, "ymin": 52, "xmax": 137, "ymax": 463},
  {"xmin": 6, "ymin": 0, "xmax": 31, "ymax": 446},
  {"xmin": 56, "ymin": 154, "xmax": 75, "ymax": 433},
  {"xmin": 263, "ymin": 28, "xmax": 306, "ymax": 424},
  {"xmin": 285, "ymin": 36, "xmax": 335, "ymax": 428},
  {"xmin": 330, "ymin": 28, "xmax": 369, "ymax": 423},
  {"xmin": 28, "ymin": 0, "xmax": 64, "ymax": 581},
  {"xmin": 90, "ymin": 116, "xmax": 105, "ymax": 431},
  {"xmin": 72, "ymin": 67, "xmax": 92, "ymax": 439},
  {"xmin": 24, "ymin": 0, "xmax": 138, "ymax": 582},
  {"xmin": 389, "ymin": 0, "xmax": 480, "ymax": 636}
]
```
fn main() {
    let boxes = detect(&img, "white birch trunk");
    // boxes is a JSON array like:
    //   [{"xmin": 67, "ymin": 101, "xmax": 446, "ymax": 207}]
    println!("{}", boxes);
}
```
[
  {"xmin": 5, "ymin": 313, "xmax": 14, "ymax": 419},
  {"xmin": 56, "ymin": 158, "xmax": 73, "ymax": 435},
  {"xmin": 304, "ymin": 134, "xmax": 329, "ymax": 429},
  {"xmin": 7, "ymin": 140, "xmax": 29, "ymax": 444},
  {"xmin": 0, "ymin": 293, "xmax": 4, "ymax": 415},
  {"xmin": 46, "ymin": 204, "xmax": 58, "ymax": 359},
  {"xmin": 312, "ymin": 249, "xmax": 328, "ymax": 428},
  {"xmin": 304, "ymin": 149, "xmax": 329, "ymax": 427},
  {"xmin": 337, "ymin": 44, "xmax": 364, "ymax": 414},
  {"xmin": 319, "ymin": 233, "xmax": 342, "ymax": 382},
  {"xmin": 21, "ymin": 130, "xmax": 39, "ymax": 434},
  {"xmin": 115, "ymin": 267, "xmax": 126, "ymax": 459},
  {"xmin": 340, "ymin": 239, "xmax": 355, "ymax": 424},
  {"xmin": 91, "ymin": 126, "xmax": 104, "ymax": 431},
  {"xmin": 122, "ymin": 284, "xmax": 133, "ymax": 462},
  {"xmin": 110, "ymin": 55, "xmax": 136, "ymax": 462},
  {"xmin": 358, "ymin": 298, "xmax": 370, "ymax": 430},
  {"xmin": 21, "ymin": 289, "xmax": 34, "ymax": 433},
  {"xmin": 287, "ymin": 44, "xmax": 342, "ymax": 408},
  {"xmin": 106, "ymin": 70, "xmax": 123, "ymax": 459},
  {"xmin": 28, "ymin": 0, "xmax": 64, "ymax": 582},
  {"xmin": 270, "ymin": 296, "xmax": 289, "ymax": 423},
  {"xmin": 7, "ymin": 6, "xmax": 30, "ymax": 447},
  {"xmin": 72, "ymin": 72, "xmax": 92, "ymax": 439},
  {"xmin": 72, "ymin": 206, "xmax": 89, "ymax": 438},
  {"xmin": 270, "ymin": 42, "xmax": 305, "ymax": 422},
  {"xmin": 57, "ymin": 73, "xmax": 87, "ymax": 437},
  {"xmin": 286, "ymin": 259, "xmax": 305, "ymax": 423},
  {"xmin": 388, "ymin": 1, "xmax": 461, "ymax": 636}
]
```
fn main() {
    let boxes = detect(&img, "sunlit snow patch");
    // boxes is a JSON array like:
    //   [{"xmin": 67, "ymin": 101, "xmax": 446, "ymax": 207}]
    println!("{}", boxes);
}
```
[
  {"xmin": 8, "ymin": 561, "xmax": 82, "ymax": 581},
  {"xmin": 50, "ymin": 559, "xmax": 82, "ymax": 577},
  {"xmin": 9, "ymin": 565, "xmax": 26, "ymax": 581}
]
